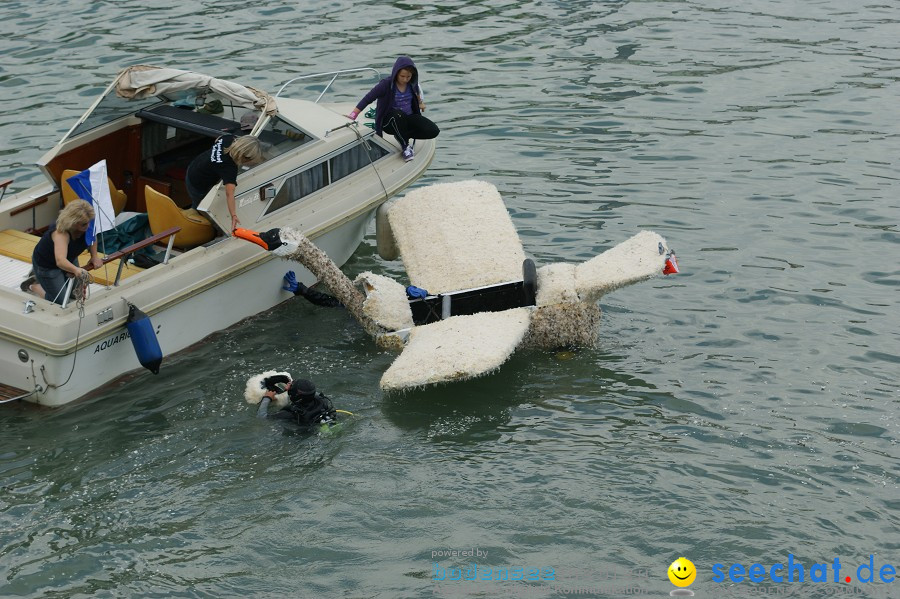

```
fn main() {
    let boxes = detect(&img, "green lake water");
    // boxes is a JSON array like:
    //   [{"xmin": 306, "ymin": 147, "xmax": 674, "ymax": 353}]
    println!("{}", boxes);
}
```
[{"xmin": 1, "ymin": 1, "xmax": 897, "ymax": 597}]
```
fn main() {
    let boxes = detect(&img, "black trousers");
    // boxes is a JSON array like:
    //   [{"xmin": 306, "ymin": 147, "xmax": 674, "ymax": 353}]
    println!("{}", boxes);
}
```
[{"xmin": 382, "ymin": 110, "xmax": 440, "ymax": 147}]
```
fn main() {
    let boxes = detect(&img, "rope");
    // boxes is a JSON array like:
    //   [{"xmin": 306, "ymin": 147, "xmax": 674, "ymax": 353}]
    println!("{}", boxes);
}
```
[
  {"xmin": 73, "ymin": 269, "xmax": 93, "ymax": 303},
  {"xmin": 41, "ymin": 270, "xmax": 92, "ymax": 391},
  {"xmin": 349, "ymin": 123, "xmax": 390, "ymax": 205}
]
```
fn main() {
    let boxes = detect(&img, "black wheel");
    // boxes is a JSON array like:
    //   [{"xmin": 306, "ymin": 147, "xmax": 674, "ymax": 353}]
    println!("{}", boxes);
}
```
[{"xmin": 522, "ymin": 258, "xmax": 537, "ymax": 306}]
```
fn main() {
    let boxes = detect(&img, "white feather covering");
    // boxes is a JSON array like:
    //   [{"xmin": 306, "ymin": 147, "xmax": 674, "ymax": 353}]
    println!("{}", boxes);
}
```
[
  {"xmin": 275, "ymin": 227, "xmax": 381, "ymax": 337},
  {"xmin": 535, "ymin": 263, "xmax": 578, "ymax": 306},
  {"xmin": 354, "ymin": 272, "xmax": 414, "ymax": 332},
  {"xmin": 380, "ymin": 308, "xmax": 532, "ymax": 390},
  {"xmin": 387, "ymin": 180, "xmax": 526, "ymax": 295},
  {"xmin": 575, "ymin": 230, "xmax": 668, "ymax": 302},
  {"xmin": 244, "ymin": 371, "xmax": 291, "ymax": 407},
  {"xmin": 524, "ymin": 303, "xmax": 602, "ymax": 348}
]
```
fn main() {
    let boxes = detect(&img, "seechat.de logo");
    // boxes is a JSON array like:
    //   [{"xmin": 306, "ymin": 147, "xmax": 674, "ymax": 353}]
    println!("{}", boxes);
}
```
[
  {"xmin": 711, "ymin": 554, "xmax": 896, "ymax": 585},
  {"xmin": 668, "ymin": 557, "xmax": 696, "ymax": 596}
]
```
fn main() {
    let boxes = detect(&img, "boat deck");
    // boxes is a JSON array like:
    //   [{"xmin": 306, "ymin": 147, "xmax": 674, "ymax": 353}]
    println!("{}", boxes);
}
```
[
  {"xmin": 0, "ymin": 254, "xmax": 110, "ymax": 298},
  {"xmin": 0, "ymin": 381, "xmax": 30, "ymax": 402},
  {"xmin": 0, "ymin": 229, "xmax": 145, "ymax": 288},
  {"xmin": 0, "ymin": 255, "xmax": 33, "ymax": 291}
]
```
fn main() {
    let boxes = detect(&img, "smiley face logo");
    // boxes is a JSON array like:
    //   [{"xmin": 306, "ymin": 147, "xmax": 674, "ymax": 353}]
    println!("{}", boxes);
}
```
[{"xmin": 668, "ymin": 557, "xmax": 696, "ymax": 587}]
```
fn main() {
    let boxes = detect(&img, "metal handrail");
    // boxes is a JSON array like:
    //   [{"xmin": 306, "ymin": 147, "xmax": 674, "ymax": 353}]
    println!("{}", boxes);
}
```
[
  {"xmin": 0, "ymin": 179, "xmax": 12, "ymax": 202},
  {"xmin": 59, "ymin": 226, "xmax": 181, "ymax": 308},
  {"xmin": 275, "ymin": 68, "xmax": 382, "ymax": 102}
]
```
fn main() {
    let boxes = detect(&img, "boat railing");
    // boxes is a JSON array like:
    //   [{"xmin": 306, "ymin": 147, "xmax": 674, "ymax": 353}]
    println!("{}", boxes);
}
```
[
  {"xmin": 0, "ymin": 179, "xmax": 12, "ymax": 202},
  {"xmin": 275, "ymin": 68, "xmax": 382, "ymax": 103},
  {"xmin": 60, "ymin": 226, "xmax": 181, "ymax": 308}
]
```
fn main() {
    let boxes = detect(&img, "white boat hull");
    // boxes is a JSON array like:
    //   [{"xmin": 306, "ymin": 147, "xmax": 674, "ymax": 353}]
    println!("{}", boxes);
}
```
[
  {"xmin": 1, "ymin": 208, "xmax": 373, "ymax": 406},
  {"xmin": 1, "ymin": 65, "xmax": 436, "ymax": 407}
]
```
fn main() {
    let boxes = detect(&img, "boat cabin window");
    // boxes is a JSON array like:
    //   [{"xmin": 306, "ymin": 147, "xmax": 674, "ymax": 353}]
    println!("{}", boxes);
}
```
[
  {"xmin": 136, "ymin": 101, "xmax": 275, "ymax": 205},
  {"xmin": 138, "ymin": 119, "xmax": 242, "ymax": 202},
  {"xmin": 135, "ymin": 111, "xmax": 310, "ymax": 200},
  {"xmin": 264, "ymin": 141, "xmax": 389, "ymax": 215},
  {"xmin": 331, "ymin": 142, "xmax": 388, "ymax": 181},
  {"xmin": 138, "ymin": 104, "xmax": 247, "ymax": 138},
  {"xmin": 257, "ymin": 116, "xmax": 314, "ymax": 159}
]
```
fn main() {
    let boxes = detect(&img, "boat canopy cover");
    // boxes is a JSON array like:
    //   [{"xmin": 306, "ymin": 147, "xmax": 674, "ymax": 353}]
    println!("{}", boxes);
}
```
[{"xmin": 115, "ymin": 65, "xmax": 277, "ymax": 115}]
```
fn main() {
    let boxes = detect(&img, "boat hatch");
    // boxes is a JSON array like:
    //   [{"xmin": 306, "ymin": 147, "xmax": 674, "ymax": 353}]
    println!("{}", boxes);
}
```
[{"xmin": 137, "ymin": 104, "xmax": 249, "ymax": 138}]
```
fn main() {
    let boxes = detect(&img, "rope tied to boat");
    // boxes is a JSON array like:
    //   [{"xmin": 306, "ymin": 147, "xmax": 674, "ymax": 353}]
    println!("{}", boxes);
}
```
[
  {"xmin": 347, "ymin": 122, "xmax": 390, "ymax": 206},
  {"xmin": 40, "ymin": 270, "xmax": 94, "ymax": 392},
  {"xmin": 73, "ymin": 270, "xmax": 93, "ymax": 304}
]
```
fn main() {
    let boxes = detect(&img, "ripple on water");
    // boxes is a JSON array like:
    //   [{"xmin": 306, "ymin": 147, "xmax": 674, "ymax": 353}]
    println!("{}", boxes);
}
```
[{"xmin": 2, "ymin": 0, "xmax": 899, "ymax": 596}]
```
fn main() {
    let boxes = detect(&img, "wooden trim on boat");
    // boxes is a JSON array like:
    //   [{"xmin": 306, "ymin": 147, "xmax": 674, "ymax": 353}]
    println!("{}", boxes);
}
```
[
  {"xmin": 0, "ymin": 382, "xmax": 31, "ymax": 402},
  {"xmin": 45, "ymin": 125, "xmax": 140, "ymax": 207},
  {"xmin": 9, "ymin": 196, "xmax": 49, "ymax": 217},
  {"xmin": 0, "ymin": 179, "xmax": 12, "ymax": 201},
  {"xmin": 87, "ymin": 226, "xmax": 180, "ymax": 269}
]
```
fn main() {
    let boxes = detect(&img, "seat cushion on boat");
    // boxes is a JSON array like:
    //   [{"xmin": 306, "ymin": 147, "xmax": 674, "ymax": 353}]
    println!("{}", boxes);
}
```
[
  {"xmin": 145, "ymin": 186, "xmax": 215, "ymax": 248},
  {"xmin": 380, "ymin": 308, "xmax": 531, "ymax": 391},
  {"xmin": 387, "ymin": 180, "xmax": 526, "ymax": 295},
  {"xmin": 354, "ymin": 271, "xmax": 414, "ymax": 332},
  {"xmin": 182, "ymin": 208, "xmax": 211, "ymax": 225},
  {"xmin": 61, "ymin": 169, "xmax": 128, "ymax": 215}
]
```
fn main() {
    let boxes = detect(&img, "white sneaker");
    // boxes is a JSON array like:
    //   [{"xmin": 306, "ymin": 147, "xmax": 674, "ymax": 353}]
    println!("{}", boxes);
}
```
[{"xmin": 402, "ymin": 144, "xmax": 414, "ymax": 162}]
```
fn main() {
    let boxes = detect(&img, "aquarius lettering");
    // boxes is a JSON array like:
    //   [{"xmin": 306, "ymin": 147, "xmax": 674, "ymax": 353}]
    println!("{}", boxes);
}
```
[{"xmin": 94, "ymin": 330, "xmax": 130, "ymax": 353}]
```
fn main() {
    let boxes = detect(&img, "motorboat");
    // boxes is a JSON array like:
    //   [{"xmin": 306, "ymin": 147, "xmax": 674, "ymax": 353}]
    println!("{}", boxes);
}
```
[{"xmin": 0, "ymin": 65, "xmax": 435, "ymax": 407}]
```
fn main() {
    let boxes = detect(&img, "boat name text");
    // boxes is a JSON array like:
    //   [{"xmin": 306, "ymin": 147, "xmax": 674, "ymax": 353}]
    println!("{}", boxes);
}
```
[{"xmin": 94, "ymin": 331, "xmax": 130, "ymax": 354}]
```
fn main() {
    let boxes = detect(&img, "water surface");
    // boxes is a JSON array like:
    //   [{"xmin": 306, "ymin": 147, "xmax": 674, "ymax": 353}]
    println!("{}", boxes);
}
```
[{"xmin": 1, "ymin": 1, "xmax": 897, "ymax": 597}]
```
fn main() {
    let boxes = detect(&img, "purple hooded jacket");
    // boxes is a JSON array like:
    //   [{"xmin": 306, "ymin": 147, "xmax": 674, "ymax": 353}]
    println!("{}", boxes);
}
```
[{"xmin": 355, "ymin": 56, "xmax": 422, "ymax": 136}]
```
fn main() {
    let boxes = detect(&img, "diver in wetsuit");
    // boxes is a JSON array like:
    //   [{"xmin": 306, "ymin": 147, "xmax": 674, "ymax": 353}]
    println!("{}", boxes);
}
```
[
  {"xmin": 282, "ymin": 271, "xmax": 343, "ymax": 308},
  {"xmin": 257, "ymin": 377, "xmax": 337, "ymax": 428}
]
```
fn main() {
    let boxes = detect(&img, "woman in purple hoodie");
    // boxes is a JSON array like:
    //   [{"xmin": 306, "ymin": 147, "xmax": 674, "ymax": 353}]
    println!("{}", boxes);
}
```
[{"xmin": 348, "ymin": 56, "xmax": 440, "ymax": 161}]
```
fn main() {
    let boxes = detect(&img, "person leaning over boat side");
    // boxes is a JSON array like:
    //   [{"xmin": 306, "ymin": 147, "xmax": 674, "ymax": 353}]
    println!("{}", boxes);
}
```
[
  {"xmin": 282, "ymin": 270, "xmax": 343, "ymax": 308},
  {"xmin": 347, "ymin": 55, "xmax": 440, "ymax": 162},
  {"xmin": 30, "ymin": 199, "xmax": 102, "ymax": 305},
  {"xmin": 256, "ymin": 377, "xmax": 337, "ymax": 428},
  {"xmin": 185, "ymin": 134, "xmax": 263, "ymax": 231}
]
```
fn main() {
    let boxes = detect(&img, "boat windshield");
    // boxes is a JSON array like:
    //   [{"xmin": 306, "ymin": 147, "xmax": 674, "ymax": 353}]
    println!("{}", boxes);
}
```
[
  {"xmin": 258, "ymin": 115, "xmax": 314, "ymax": 159},
  {"xmin": 70, "ymin": 93, "xmax": 162, "ymax": 138}
]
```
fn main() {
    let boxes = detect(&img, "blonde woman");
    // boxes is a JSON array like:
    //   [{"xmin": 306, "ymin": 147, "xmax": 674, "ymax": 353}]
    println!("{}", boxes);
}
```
[
  {"xmin": 185, "ymin": 134, "xmax": 263, "ymax": 231},
  {"xmin": 30, "ymin": 199, "xmax": 102, "ymax": 304}
]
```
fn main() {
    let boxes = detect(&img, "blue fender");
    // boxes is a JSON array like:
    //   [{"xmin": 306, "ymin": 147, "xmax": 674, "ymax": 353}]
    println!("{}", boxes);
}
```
[{"xmin": 126, "ymin": 304, "xmax": 162, "ymax": 374}]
